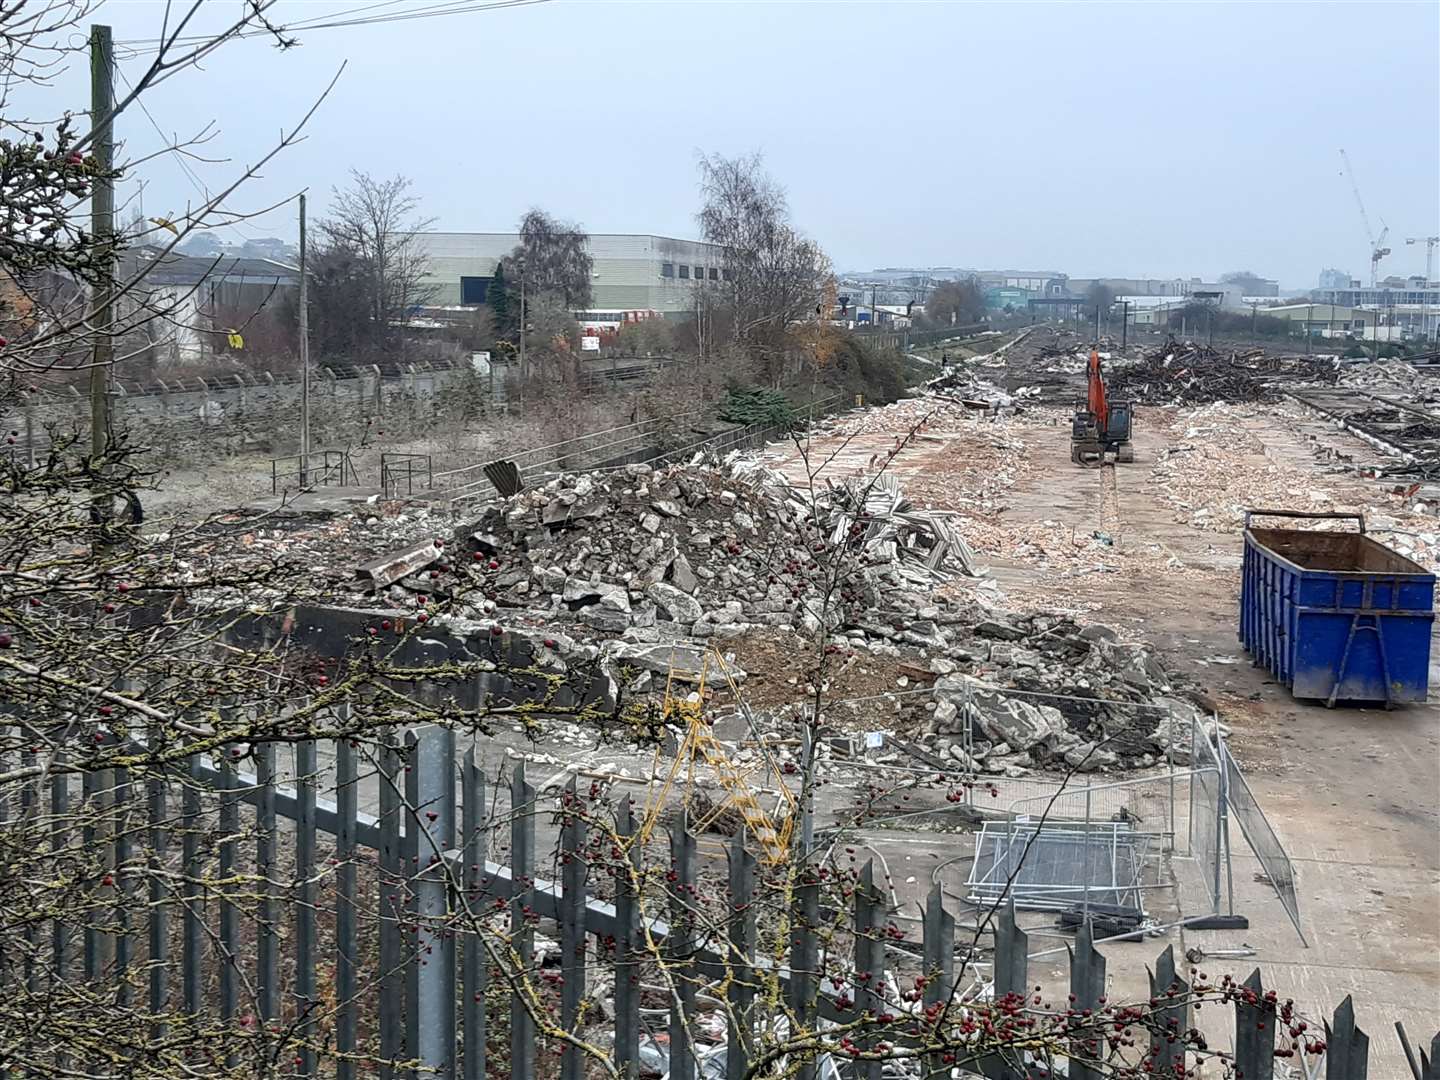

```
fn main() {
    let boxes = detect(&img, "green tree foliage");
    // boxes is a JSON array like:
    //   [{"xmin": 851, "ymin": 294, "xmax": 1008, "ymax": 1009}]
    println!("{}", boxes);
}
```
[
  {"xmin": 489, "ymin": 258, "xmax": 513, "ymax": 340},
  {"xmin": 718, "ymin": 385, "xmax": 797, "ymax": 427}
]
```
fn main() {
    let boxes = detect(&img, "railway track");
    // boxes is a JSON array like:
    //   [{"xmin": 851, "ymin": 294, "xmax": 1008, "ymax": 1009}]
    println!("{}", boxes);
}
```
[{"xmin": 1287, "ymin": 388, "xmax": 1440, "ymax": 475}]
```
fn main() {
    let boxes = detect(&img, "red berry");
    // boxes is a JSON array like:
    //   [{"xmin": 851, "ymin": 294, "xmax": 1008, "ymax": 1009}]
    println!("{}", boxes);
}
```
[
  {"xmin": 116, "ymin": 583, "xmax": 129, "ymax": 593},
  {"xmin": 0, "ymin": 633, "xmax": 12, "ymax": 648},
  {"xmin": 417, "ymin": 612, "xmax": 428, "ymax": 623},
  {"xmin": 490, "ymin": 625, "xmax": 503, "ymax": 636},
  {"xmin": 381, "ymin": 620, "xmax": 392, "ymax": 630}
]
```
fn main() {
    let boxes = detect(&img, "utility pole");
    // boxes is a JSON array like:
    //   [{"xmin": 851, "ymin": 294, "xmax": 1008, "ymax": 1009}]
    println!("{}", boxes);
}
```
[
  {"xmin": 89, "ymin": 24, "xmax": 114, "ymax": 523},
  {"xmin": 298, "ymin": 193, "xmax": 309, "ymax": 487},
  {"xmin": 1251, "ymin": 302, "xmax": 1259, "ymax": 337},
  {"xmin": 1120, "ymin": 300, "xmax": 1131, "ymax": 349},
  {"xmin": 1306, "ymin": 303, "xmax": 1314, "ymax": 355}
]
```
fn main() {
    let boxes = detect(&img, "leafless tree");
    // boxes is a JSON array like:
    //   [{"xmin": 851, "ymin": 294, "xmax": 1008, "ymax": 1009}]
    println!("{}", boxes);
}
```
[
  {"xmin": 0, "ymin": 1, "xmax": 342, "ymax": 402},
  {"xmin": 922, "ymin": 278, "xmax": 987, "ymax": 328},
  {"xmin": 696, "ymin": 152, "xmax": 831, "ymax": 363},
  {"xmin": 510, "ymin": 208, "xmax": 593, "ymax": 310},
  {"xmin": 316, "ymin": 170, "xmax": 436, "ymax": 351}
]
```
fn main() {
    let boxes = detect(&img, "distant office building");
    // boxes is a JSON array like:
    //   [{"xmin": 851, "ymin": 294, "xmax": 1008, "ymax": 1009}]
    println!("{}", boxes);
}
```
[
  {"xmin": 975, "ymin": 270, "xmax": 1068, "ymax": 296},
  {"xmin": 1318, "ymin": 268, "xmax": 1357, "ymax": 290},
  {"xmin": 409, "ymin": 232, "xmax": 727, "ymax": 315}
]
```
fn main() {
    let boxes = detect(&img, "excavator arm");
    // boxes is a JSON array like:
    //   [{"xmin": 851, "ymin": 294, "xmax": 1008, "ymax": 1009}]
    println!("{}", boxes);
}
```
[{"xmin": 1087, "ymin": 349, "xmax": 1109, "ymax": 431}]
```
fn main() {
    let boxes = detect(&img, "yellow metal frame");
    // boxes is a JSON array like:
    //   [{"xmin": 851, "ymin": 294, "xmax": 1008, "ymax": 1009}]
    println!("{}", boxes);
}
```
[{"xmin": 640, "ymin": 648, "xmax": 798, "ymax": 865}]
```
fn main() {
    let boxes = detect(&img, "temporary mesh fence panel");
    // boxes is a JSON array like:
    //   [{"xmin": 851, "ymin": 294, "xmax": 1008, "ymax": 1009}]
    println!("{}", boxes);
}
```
[
  {"xmin": 1189, "ymin": 729, "xmax": 1224, "ymax": 911},
  {"xmin": 1222, "ymin": 740, "xmax": 1308, "ymax": 945},
  {"xmin": 966, "ymin": 820, "xmax": 1150, "ymax": 914}
]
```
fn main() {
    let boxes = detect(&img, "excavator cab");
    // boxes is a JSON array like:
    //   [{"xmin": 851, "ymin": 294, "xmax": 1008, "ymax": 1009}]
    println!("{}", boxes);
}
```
[{"xmin": 1072, "ymin": 349, "xmax": 1135, "ymax": 464}]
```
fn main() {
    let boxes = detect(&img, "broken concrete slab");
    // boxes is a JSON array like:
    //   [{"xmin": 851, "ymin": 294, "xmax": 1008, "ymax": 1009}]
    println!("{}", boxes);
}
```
[
  {"xmin": 562, "ymin": 578, "xmax": 630, "ymax": 612},
  {"xmin": 357, "ymin": 540, "xmax": 442, "ymax": 591},
  {"xmin": 646, "ymin": 581, "xmax": 704, "ymax": 624}
]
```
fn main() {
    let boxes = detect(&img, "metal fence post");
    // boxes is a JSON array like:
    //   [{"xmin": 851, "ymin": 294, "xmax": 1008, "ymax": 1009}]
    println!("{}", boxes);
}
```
[
  {"xmin": 181, "ymin": 751, "xmax": 202, "ymax": 1017},
  {"xmin": 1325, "ymin": 997, "xmax": 1368, "ymax": 1080},
  {"xmin": 296, "ymin": 737, "xmax": 318, "ymax": 1075},
  {"xmin": 668, "ymin": 810, "xmax": 697, "ymax": 1080},
  {"xmin": 1148, "ymin": 946, "xmax": 1191, "ymax": 1077},
  {"xmin": 218, "ymin": 747, "xmax": 238, "ymax": 1062},
  {"xmin": 726, "ymin": 830, "xmax": 756, "ymax": 1080},
  {"xmin": 921, "ymin": 884, "xmax": 955, "ymax": 1079},
  {"xmin": 82, "ymin": 764, "xmax": 102, "ymax": 981},
  {"xmin": 614, "ymin": 798, "xmax": 640, "ymax": 1080},
  {"xmin": 853, "ymin": 860, "xmax": 883, "ymax": 1080},
  {"xmin": 789, "ymin": 860, "xmax": 820, "ymax": 1080},
  {"xmin": 112, "ymin": 759, "xmax": 131, "ymax": 1008},
  {"xmin": 412, "ymin": 727, "xmax": 453, "ymax": 1078},
  {"xmin": 461, "ymin": 750, "xmax": 486, "ymax": 1080},
  {"xmin": 1233, "ymin": 969, "xmax": 1275, "ymax": 1080},
  {"xmin": 379, "ymin": 733, "xmax": 404, "ymax": 1080},
  {"xmin": 510, "ymin": 763, "xmax": 536, "ymax": 1080},
  {"xmin": 983, "ymin": 898, "xmax": 1028, "ymax": 1080},
  {"xmin": 1069, "ymin": 921, "xmax": 1107, "ymax": 1080},
  {"xmin": 147, "ymin": 741, "xmax": 169, "ymax": 1039},
  {"xmin": 50, "ymin": 761, "xmax": 68, "ymax": 988},
  {"xmin": 559, "ymin": 778, "xmax": 588, "ymax": 1080},
  {"xmin": 404, "ymin": 731, "xmax": 421, "ymax": 1076},
  {"xmin": 336, "ymin": 728, "xmax": 358, "ymax": 1080},
  {"xmin": 256, "ymin": 740, "xmax": 278, "ymax": 1023}
]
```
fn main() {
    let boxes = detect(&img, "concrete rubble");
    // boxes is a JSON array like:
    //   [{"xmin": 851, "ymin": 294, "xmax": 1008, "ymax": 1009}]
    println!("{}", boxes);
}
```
[{"xmin": 319, "ymin": 454, "xmax": 1203, "ymax": 774}]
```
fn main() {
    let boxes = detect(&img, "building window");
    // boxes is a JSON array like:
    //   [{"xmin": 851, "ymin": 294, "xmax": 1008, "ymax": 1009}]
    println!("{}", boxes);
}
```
[
  {"xmin": 694, "ymin": 266, "xmax": 704, "ymax": 279},
  {"xmin": 722, "ymin": 268, "xmax": 734, "ymax": 282},
  {"xmin": 661, "ymin": 262, "xmax": 674, "ymax": 278},
  {"xmin": 679, "ymin": 265, "xmax": 690, "ymax": 279},
  {"xmin": 460, "ymin": 276, "xmax": 489, "ymax": 305},
  {"xmin": 708, "ymin": 267, "xmax": 719, "ymax": 281}
]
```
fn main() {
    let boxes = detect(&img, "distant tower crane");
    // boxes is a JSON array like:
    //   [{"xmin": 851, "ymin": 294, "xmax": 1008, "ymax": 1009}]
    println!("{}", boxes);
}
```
[
  {"xmin": 1339, "ymin": 148, "xmax": 1391, "ymax": 286},
  {"xmin": 1406, "ymin": 236, "xmax": 1439, "ymax": 283}
]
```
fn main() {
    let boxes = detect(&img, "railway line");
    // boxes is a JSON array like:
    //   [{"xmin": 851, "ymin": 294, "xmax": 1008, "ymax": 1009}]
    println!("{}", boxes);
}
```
[{"xmin": 1288, "ymin": 387, "xmax": 1440, "ymax": 475}]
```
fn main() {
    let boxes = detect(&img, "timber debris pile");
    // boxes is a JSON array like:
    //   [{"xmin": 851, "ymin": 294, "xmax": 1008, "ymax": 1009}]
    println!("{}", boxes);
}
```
[{"xmin": 1105, "ymin": 343, "xmax": 1340, "ymax": 405}]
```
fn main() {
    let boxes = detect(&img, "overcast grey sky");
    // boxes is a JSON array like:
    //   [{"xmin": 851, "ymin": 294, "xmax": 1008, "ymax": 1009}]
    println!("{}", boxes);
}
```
[{"xmin": 53, "ymin": 1, "xmax": 1440, "ymax": 287}]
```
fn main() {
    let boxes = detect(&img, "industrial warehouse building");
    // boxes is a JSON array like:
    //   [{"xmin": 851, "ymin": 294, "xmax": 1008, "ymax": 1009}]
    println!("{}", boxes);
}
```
[{"xmin": 409, "ymin": 232, "xmax": 727, "ymax": 319}]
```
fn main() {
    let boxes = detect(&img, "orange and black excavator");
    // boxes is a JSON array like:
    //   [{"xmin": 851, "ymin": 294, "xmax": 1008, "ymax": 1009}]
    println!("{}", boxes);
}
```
[{"xmin": 1071, "ymin": 349, "xmax": 1134, "ymax": 465}]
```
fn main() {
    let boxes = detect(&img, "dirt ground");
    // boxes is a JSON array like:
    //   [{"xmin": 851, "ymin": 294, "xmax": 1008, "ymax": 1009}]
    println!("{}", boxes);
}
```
[{"xmin": 768, "ymin": 393, "xmax": 1440, "ymax": 1072}]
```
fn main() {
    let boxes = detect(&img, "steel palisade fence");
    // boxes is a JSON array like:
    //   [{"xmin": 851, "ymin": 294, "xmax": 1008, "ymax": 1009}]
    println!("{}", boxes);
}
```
[{"xmin": 3, "ymin": 720, "xmax": 1435, "ymax": 1080}]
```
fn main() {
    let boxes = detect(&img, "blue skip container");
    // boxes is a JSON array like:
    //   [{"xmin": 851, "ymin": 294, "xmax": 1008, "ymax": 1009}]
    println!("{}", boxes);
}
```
[{"xmin": 1240, "ymin": 509, "xmax": 1435, "ymax": 706}]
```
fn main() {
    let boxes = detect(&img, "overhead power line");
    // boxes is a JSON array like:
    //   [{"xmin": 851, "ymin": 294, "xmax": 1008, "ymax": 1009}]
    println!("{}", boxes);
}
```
[{"xmin": 117, "ymin": 0, "xmax": 548, "ymax": 53}]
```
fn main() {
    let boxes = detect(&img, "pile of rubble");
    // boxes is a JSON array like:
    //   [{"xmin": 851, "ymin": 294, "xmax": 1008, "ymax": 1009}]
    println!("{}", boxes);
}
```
[
  {"xmin": 1107, "ymin": 343, "xmax": 1339, "ymax": 405},
  {"xmin": 1336, "ymin": 358, "xmax": 1440, "ymax": 398},
  {"xmin": 733, "ymin": 610, "xmax": 1205, "ymax": 774},
  {"xmin": 356, "ymin": 456, "xmax": 1197, "ymax": 771},
  {"xmin": 456, "ymin": 460, "xmax": 976, "ymax": 640},
  {"xmin": 897, "ymin": 614, "xmax": 1202, "ymax": 771}
]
